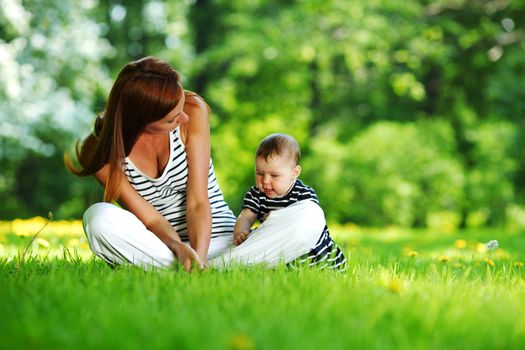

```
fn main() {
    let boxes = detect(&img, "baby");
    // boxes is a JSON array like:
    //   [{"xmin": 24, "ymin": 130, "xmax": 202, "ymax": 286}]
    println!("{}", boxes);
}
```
[{"xmin": 234, "ymin": 133, "xmax": 347, "ymax": 271}]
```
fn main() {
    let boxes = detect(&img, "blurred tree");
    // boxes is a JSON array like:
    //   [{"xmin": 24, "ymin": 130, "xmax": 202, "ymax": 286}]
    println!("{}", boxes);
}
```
[
  {"xmin": 467, "ymin": 120, "xmax": 518, "ymax": 225},
  {"xmin": 304, "ymin": 120, "xmax": 465, "ymax": 227},
  {"xmin": 93, "ymin": 0, "xmax": 193, "ymax": 77},
  {"xmin": 418, "ymin": 0, "xmax": 525, "ymax": 226},
  {"xmin": 0, "ymin": 0, "xmax": 111, "ymax": 218},
  {"xmin": 191, "ymin": 0, "xmax": 525, "ymax": 225},
  {"xmin": 1, "ymin": 0, "xmax": 524, "ymax": 227}
]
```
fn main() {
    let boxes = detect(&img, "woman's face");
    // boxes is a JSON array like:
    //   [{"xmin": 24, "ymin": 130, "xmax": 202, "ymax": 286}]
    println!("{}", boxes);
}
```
[{"xmin": 144, "ymin": 93, "xmax": 189, "ymax": 134}]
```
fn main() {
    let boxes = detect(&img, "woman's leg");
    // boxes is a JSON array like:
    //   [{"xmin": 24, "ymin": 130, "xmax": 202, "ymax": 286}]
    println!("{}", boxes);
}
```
[
  {"xmin": 209, "ymin": 200, "xmax": 325, "ymax": 268},
  {"xmin": 83, "ymin": 202, "xmax": 176, "ymax": 269},
  {"xmin": 207, "ymin": 234, "xmax": 234, "ymax": 260}
]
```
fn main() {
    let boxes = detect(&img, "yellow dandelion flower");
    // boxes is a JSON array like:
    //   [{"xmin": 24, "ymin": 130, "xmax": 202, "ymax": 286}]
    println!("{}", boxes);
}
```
[
  {"xmin": 439, "ymin": 255, "xmax": 449, "ymax": 263},
  {"xmin": 231, "ymin": 334, "xmax": 255, "ymax": 350},
  {"xmin": 514, "ymin": 261, "xmax": 524, "ymax": 268},
  {"xmin": 485, "ymin": 258, "xmax": 495, "ymax": 267},
  {"xmin": 454, "ymin": 239, "xmax": 467, "ymax": 249},
  {"xmin": 386, "ymin": 280, "xmax": 403, "ymax": 293},
  {"xmin": 36, "ymin": 237, "xmax": 50, "ymax": 248},
  {"xmin": 476, "ymin": 243, "xmax": 487, "ymax": 253},
  {"xmin": 67, "ymin": 238, "xmax": 81, "ymax": 247},
  {"xmin": 407, "ymin": 251, "xmax": 418, "ymax": 257}
]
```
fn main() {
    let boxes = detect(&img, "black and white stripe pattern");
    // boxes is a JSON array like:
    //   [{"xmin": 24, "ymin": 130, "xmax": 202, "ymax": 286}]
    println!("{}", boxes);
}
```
[
  {"xmin": 243, "ymin": 180, "xmax": 347, "ymax": 271},
  {"xmin": 124, "ymin": 128, "xmax": 236, "ymax": 243}
]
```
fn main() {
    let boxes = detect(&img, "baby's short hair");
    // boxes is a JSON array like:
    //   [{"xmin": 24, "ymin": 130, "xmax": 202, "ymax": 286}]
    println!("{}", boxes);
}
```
[{"xmin": 256, "ymin": 133, "xmax": 301, "ymax": 165}]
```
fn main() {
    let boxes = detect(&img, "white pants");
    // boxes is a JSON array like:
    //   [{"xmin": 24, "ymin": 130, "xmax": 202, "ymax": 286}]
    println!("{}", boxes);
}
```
[{"xmin": 83, "ymin": 200, "xmax": 325, "ymax": 269}]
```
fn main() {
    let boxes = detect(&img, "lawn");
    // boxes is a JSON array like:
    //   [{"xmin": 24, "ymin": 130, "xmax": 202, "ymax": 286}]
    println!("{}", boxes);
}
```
[{"xmin": 1, "ymin": 219, "xmax": 524, "ymax": 350}]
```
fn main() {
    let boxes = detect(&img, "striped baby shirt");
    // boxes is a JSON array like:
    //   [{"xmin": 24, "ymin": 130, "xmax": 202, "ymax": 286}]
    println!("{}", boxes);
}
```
[{"xmin": 243, "ymin": 180, "xmax": 347, "ymax": 271}]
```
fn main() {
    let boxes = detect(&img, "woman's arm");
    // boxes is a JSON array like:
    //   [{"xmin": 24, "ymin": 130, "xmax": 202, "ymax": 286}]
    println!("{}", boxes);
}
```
[
  {"xmin": 95, "ymin": 166, "xmax": 203, "ymax": 272},
  {"xmin": 233, "ymin": 209, "xmax": 258, "ymax": 246},
  {"xmin": 180, "ymin": 93, "xmax": 213, "ymax": 264}
]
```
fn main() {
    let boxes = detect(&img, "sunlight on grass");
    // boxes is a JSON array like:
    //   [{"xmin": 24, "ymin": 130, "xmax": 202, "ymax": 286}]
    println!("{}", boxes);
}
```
[
  {"xmin": 0, "ymin": 217, "xmax": 92, "ymax": 260},
  {"xmin": 1, "ymin": 219, "xmax": 525, "ymax": 349},
  {"xmin": 0, "ymin": 217, "xmax": 84, "ymax": 237},
  {"xmin": 330, "ymin": 223, "xmax": 525, "ymax": 267},
  {"xmin": 2, "ymin": 218, "xmax": 524, "ymax": 269}
]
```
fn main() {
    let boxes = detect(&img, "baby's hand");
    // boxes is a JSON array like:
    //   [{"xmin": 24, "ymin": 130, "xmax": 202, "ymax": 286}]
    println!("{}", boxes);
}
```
[{"xmin": 233, "ymin": 231, "xmax": 250, "ymax": 246}]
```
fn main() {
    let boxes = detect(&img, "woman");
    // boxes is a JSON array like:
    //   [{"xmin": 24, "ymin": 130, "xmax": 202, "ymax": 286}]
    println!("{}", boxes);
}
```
[{"xmin": 65, "ymin": 56, "xmax": 326, "ymax": 272}]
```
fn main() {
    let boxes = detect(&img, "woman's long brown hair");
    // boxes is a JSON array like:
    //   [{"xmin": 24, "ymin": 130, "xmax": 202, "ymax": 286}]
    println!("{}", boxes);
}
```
[{"xmin": 65, "ymin": 57, "xmax": 183, "ymax": 202}]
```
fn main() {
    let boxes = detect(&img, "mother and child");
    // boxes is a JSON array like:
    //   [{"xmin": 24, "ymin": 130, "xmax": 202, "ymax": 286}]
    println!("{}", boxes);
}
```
[{"xmin": 65, "ymin": 56, "xmax": 346, "ymax": 272}]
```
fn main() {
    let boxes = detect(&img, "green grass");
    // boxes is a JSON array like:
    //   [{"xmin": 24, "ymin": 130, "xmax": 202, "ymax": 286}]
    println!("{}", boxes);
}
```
[{"xmin": 1, "ymin": 227, "xmax": 525, "ymax": 350}]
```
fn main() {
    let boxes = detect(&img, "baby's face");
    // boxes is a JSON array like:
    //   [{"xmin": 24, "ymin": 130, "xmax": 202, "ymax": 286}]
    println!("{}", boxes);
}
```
[{"xmin": 255, "ymin": 155, "xmax": 301, "ymax": 198}]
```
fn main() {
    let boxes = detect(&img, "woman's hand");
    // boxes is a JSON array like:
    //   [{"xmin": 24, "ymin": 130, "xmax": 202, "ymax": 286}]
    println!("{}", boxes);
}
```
[
  {"xmin": 171, "ymin": 241, "xmax": 204, "ymax": 272},
  {"xmin": 195, "ymin": 250, "xmax": 209, "ymax": 268}
]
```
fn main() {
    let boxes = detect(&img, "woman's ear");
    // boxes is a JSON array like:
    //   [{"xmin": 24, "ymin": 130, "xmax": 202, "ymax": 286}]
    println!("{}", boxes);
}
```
[{"xmin": 293, "ymin": 165, "xmax": 302, "ymax": 178}]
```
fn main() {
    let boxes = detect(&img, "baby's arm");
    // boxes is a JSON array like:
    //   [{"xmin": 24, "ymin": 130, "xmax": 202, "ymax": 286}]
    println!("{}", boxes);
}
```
[{"xmin": 233, "ymin": 209, "xmax": 258, "ymax": 246}]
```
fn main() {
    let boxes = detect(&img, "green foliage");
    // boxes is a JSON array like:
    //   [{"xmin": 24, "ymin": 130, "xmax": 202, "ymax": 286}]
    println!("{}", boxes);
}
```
[
  {"xmin": 467, "ymin": 120, "xmax": 519, "ymax": 225},
  {"xmin": 0, "ymin": 0, "xmax": 111, "ymax": 219},
  {"xmin": 305, "ymin": 120, "xmax": 465, "ymax": 226},
  {"xmin": 1, "ymin": 0, "xmax": 524, "ymax": 226}
]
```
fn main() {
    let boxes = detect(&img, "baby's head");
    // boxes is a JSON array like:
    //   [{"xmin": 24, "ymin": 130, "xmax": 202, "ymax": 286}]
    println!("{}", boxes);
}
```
[{"xmin": 254, "ymin": 133, "xmax": 302, "ymax": 198}]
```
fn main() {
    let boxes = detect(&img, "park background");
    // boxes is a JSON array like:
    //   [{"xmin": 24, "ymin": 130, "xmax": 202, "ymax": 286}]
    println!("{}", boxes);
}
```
[
  {"xmin": 1, "ymin": 0, "xmax": 525, "ymax": 230},
  {"xmin": 2, "ymin": 2, "xmax": 525, "ymax": 350}
]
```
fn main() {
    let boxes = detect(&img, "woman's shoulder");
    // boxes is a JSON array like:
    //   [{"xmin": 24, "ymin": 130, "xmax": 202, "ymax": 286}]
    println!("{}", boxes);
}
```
[
  {"xmin": 184, "ymin": 91, "xmax": 211, "ymax": 114},
  {"xmin": 180, "ymin": 91, "xmax": 212, "ymax": 142}
]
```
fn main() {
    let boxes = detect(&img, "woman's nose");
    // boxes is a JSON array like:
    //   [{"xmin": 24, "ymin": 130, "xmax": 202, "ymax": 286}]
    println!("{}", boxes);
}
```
[{"xmin": 178, "ymin": 112, "xmax": 190, "ymax": 124}]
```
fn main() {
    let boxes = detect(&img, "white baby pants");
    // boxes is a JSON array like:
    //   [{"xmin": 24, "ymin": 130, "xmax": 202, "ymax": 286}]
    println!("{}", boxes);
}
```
[{"xmin": 83, "ymin": 200, "xmax": 325, "ymax": 269}]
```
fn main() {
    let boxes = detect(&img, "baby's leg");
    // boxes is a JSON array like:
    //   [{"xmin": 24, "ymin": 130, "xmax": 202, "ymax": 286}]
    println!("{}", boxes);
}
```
[
  {"xmin": 83, "ymin": 202, "xmax": 176, "ymax": 269},
  {"xmin": 209, "ymin": 200, "xmax": 325, "ymax": 268}
]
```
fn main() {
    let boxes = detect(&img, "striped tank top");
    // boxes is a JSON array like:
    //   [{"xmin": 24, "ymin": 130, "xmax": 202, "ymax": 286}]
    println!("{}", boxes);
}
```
[{"xmin": 123, "ymin": 127, "xmax": 236, "ymax": 242}]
